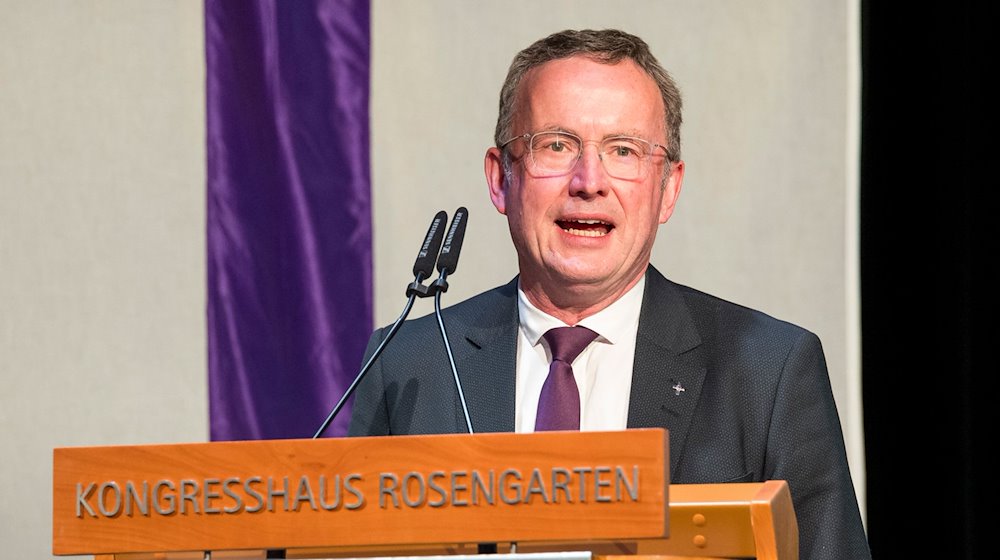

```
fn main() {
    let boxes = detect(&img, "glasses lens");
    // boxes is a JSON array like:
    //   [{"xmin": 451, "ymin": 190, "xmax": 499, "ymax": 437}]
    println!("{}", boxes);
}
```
[
  {"xmin": 600, "ymin": 137, "xmax": 649, "ymax": 180},
  {"xmin": 529, "ymin": 132, "xmax": 581, "ymax": 176}
]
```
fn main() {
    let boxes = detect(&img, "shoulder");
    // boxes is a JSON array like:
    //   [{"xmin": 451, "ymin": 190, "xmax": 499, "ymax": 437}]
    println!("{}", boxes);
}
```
[
  {"xmin": 642, "ymin": 266, "xmax": 822, "ymax": 372},
  {"xmin": 646, "ymin": 266, "xmax": 814, "ymax": 341}
]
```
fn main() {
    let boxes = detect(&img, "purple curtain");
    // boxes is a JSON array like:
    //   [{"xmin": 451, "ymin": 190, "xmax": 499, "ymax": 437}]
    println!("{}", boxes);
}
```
[{"xmin": 205, "ymin": 0, "xmax": 371, "ymax": 441}]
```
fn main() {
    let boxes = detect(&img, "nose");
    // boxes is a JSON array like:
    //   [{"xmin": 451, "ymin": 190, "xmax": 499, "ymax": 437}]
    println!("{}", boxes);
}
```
[{"xmin": 568, "ymin": 143, "xmax": 609, "ymax": 198}]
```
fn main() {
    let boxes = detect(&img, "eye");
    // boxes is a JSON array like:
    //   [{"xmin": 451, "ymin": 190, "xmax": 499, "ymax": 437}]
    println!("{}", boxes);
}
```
[
  {"xmin": 534, "ymin": 133, "xmax": 580, "ymax": 154},
  {"xmin": 605, "ymin": 138, "xmax": 646, "ymax": 159}
]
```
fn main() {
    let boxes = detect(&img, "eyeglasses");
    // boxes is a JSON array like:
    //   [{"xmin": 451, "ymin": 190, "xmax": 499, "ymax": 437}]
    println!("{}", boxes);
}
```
[{"xmin": 499, "ymin": 130, "xmax": 668, "ymax": 181}]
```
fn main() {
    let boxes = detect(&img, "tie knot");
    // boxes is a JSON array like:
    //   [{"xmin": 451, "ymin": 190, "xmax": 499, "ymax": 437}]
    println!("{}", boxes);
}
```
[{"xmin": 543, "ymin": 326, "xmax": 599, "ymax": 364}]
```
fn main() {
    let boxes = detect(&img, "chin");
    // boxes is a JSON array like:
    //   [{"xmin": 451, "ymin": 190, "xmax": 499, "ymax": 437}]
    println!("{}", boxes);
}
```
[{"xmin": 549, "ymin": 263, "xmax": 617, "ymax": 287}]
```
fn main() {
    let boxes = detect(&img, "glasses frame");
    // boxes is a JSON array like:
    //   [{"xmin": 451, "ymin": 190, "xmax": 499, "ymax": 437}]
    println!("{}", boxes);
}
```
[{"xmin": 499, "ymin": 130, "xmax": 670, "ymax": 180}]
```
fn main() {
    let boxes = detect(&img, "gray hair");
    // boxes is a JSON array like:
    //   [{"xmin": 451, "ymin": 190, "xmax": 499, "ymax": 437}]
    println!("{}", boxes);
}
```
[{"xmin": 495, "ymin": 29, "xmax": 683, "ymax": 163}]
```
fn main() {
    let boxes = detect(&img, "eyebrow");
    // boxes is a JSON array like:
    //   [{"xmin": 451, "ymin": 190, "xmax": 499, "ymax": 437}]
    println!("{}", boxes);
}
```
[{"xmin": 534, "ymin": 125, "xmax": 651, "ymax": 140}]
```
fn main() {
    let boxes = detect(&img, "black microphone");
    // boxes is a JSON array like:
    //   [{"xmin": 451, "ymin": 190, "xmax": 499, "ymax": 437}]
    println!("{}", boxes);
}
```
[
  {"xmin": 407, "ymin": 210, "xmax": 448, "ymax": 298},
  {"xmin": 312, "ymin": 211, "xmax": 449, "ymax": 439},
  {"xmin": 431, "ymin": 208, "xmax": 474, "ymax": 433},
  {"xmin": 436, "ymin": 207, "xmax": 468, "ymax": 276},
  {"xmin": 431, "ymin": 206, "xmax": 468, "ymax": 294}
]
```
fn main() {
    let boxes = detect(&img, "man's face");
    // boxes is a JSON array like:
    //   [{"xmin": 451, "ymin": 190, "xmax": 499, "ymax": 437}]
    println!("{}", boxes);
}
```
[{"xmin": 486, "ymin": 56, "xmax": 683, "ymax": 312}]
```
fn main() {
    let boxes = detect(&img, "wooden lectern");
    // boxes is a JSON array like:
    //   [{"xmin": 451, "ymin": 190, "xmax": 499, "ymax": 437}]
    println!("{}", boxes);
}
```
[{"xmin": 53, "ymin": 429, "xmax": 797, "ymax": 560}]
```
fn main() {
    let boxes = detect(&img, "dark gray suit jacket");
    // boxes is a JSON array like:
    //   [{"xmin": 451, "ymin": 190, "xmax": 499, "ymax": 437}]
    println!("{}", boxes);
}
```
[{"xmin": 349, "ymin": 266, "xmax": 871, "ymax": 560}]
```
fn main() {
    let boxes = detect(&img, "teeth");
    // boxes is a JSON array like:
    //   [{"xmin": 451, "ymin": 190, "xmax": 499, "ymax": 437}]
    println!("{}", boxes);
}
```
[
  {"xmin": 557, "ymin": 218, "xmax": 612, "ymax": 237},
  {"xmin": 565, "ymin": 227, "xmax": 608, "ymax": 237}
]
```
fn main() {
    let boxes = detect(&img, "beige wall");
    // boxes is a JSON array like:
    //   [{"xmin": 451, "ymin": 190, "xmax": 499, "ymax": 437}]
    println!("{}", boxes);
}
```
[
  {"xmin": 0, "ymin": 1, "xmax": 862, "ymax": 557},
  {"xmin": 0, "ymin": 2, "xmax": 207, "ymax": 557}
]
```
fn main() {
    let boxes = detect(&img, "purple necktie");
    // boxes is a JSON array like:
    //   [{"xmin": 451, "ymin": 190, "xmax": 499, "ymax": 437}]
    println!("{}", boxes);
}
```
[{"xmin": 534, "ymin": 326, "xmax": 599, "ymax": 431}]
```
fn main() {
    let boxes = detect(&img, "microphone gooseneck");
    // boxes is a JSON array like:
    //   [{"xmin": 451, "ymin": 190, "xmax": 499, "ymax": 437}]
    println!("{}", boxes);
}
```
[
  {"xmin": 311, "ymin": 294, "xmax": 416, "ymax": 438},
  {"xmin": 432, "ymin": 208, "xmax": 474, "ymax": 433},
  {"xmin": 435, "ymin": 291, "xmax": 473, "ymax": 434},
  {"xmin": 312, "ymin": 210, "xmax": 449, "ymax": 439}
]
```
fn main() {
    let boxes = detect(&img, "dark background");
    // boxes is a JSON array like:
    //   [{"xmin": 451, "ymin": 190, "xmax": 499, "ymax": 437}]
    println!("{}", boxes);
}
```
[{"xmin": 861, "ymin": 2, "xmax": 997, "ymax": 558}]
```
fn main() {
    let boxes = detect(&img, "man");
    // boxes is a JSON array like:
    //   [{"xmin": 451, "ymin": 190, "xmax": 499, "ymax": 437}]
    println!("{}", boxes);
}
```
[{"xmin": 350, "ymin": 29, "xmax": 871, "ymax": 560}]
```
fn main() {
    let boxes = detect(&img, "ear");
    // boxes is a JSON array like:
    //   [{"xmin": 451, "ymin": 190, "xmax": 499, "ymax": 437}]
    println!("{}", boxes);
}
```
[
  {"xmin": 658, "ymin": 160, "xmax": 685, "ymax": 224},
  {"xmin": 485, "ymin": 147, "xmax": 509, "ymax": 215}
]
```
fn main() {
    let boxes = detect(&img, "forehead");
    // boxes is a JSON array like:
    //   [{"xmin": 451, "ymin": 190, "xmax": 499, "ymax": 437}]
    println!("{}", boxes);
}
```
[{"xmin": 515, "ymin": 56, "xmax": 664, "ymax": 137}]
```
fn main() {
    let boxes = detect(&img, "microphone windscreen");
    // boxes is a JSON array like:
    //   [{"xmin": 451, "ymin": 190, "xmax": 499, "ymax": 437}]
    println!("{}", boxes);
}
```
[
  {"xmin": 437, "ymin": 207, "xmax": 468, "ymax": 275},
  {"xmin": 413, "ymin": 210, "xmax": 448, "ymax": 279}
]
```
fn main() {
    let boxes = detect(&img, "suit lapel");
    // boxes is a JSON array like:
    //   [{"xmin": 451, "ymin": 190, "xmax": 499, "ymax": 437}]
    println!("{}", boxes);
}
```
[
  {"xmin": 627, "ymin": 267, "xmax": 707, "ymax": 477},
  {"xmin": 452, "ymin": 278, "xmax": 519, "ymax": 433}
]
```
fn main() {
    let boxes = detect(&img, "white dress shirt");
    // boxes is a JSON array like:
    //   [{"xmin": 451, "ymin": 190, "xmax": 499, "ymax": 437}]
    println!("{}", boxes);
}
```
[{"xmin": 514, "ymin": 275, "xmax": 645, "ymax": 432}]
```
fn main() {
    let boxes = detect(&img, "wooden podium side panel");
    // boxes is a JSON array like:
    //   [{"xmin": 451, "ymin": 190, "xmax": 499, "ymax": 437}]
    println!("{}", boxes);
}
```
[{"xmin": 53, "ymin": 430, "xmax": 668, "ymax": 556}]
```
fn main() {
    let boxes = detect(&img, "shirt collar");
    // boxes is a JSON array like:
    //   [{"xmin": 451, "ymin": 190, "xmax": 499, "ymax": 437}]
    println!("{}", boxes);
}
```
[{"xmin": 517, "ymin": 274, "xmax": 647, "ymax": 346}]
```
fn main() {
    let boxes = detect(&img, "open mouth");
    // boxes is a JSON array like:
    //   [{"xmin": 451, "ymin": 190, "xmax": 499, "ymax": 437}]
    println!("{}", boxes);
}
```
[{"xmin": 556, "ymin": 218, "xmax": 614, "ymax": 238}]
